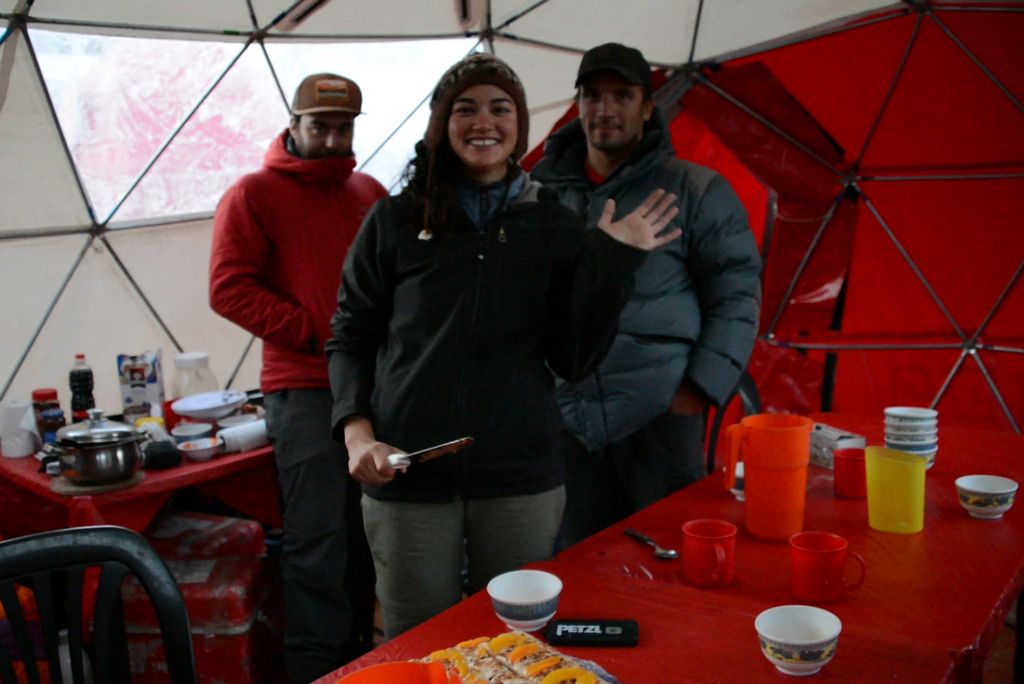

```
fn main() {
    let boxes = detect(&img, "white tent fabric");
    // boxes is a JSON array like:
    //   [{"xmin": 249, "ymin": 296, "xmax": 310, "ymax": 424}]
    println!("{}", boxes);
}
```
[{"xmin": 0, "ymin": 0, "xmax": 1001, "ymax": 415}]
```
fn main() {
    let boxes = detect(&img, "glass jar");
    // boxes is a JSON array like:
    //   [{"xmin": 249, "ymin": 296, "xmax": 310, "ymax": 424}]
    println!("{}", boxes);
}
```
[
  {"xmin": 32, "ymin": 388, "xmax": 64, "ymax": 445},
  {"xmin": 39, "ymin": 407, "xmax": 67, "ymax": 446},
  {"xmin": 172, "ymin": 352, "xmax": 219, "ymax": 399}
]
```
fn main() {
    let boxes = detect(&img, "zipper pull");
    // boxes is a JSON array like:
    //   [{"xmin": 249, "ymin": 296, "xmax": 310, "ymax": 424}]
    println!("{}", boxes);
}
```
[{"xmin": 498, "ymin": 226, "xmax": 507, "ymax": 243}]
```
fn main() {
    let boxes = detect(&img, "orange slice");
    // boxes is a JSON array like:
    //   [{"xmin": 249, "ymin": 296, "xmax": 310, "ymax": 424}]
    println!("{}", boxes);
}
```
[
  {"xmin": 488, "ymin": 632, "xmax": 526, "ymax": 654},
  {"xmin": 456, "ymin": 636, "xmax": 490, "ymax": 649},
  {"xmin": 508, "ymin": 642, "xmax": 541, "ymax": 663},
  {"xmin": 427, "ymin": 648, "xmax": 468, "ymax": 677},
  {"xmin": 541, "ymin": 666, "xmax": 598, "ymax": 684},
  {"xmin": 524, "ymin": 655, "xmax": 563, "ymax": 676}
]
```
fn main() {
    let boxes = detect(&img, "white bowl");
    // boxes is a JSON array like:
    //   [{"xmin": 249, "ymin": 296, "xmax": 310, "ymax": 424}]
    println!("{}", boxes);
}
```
[
  {"xmin": 755, "ymin": 605, "xmax": 842, "ymax": 677},
  {"xmin": 884, "ymin": 440, "xmax": 938, "ymax": 454},
  {"xmin": 955, "ymin": 475, "xmax": 1018, "ymax": 519},
  {"xmin": 217, "ymin": 413, "xmax": 258, "ymax": 430},
  {"xmin": 171, "ymin": 390, "xmax": 247, "ymax": 420},
  {"xmin": 170, "ymin": 421, "xmax": 213, "ymax": 443},
  {"xmin": 486, "ymin": 570, "xmax": 561, "ymax": 632},
  {"xmin": 177, "ymin": 436, "xmax": 223, "ymax": 462},
  {"xmin": 883, "ymin": 406, "xmax": 938, "ymax": 423},
  {"xmin": 884, "ymin": 421, "xmax": 938, "ymax": 434},
  {"xmin": 883, "ymin": 429, "xmax": 937, "ymax": 443}
]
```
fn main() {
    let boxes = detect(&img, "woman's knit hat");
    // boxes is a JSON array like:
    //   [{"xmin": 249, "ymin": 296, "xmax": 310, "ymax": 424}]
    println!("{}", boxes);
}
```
[{"xmin": 424, "ymin": 53, "xmax": 529, "ymax": 160}]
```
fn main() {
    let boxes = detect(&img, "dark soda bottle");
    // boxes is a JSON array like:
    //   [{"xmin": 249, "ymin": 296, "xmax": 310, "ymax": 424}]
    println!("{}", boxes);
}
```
[{"xmin": 69, "ymin": 353, "xmax": 95, "ymax": 422}]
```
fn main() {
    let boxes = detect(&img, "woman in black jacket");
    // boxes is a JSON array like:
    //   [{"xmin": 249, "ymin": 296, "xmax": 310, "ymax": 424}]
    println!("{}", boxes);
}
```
[{"xmin": 326, "ymin": 53, "xmax": 679, "ymax": 639}]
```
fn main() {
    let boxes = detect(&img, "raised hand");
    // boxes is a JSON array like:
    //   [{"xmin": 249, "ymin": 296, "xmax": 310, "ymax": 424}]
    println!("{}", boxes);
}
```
[{"xmin": 597, "ymin": 189, "xmax": 681, "ymax": 250}]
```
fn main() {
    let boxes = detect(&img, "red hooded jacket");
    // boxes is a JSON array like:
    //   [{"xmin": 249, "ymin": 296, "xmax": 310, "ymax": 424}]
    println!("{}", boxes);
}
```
[{"xmin": 209, "ymin": 130, "xmax": 387, "ymax": 393}]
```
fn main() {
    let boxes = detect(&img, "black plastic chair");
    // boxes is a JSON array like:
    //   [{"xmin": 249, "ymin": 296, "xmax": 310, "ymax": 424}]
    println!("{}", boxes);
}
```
[
  {"xmin": 704, "ymin": 370, "xmax": 762, "ymax": 474},
  {"xmin": 0, "ymin": 525, "xmax": 197, "ymax": 684}
]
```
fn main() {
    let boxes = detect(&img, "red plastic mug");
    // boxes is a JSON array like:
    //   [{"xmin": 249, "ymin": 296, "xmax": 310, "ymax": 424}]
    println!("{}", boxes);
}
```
[
  {"xmin": 682, "ymin": 519, "xmax": 737, "ymax": 587},
  {"xmin": 833, "ymin": 447, "xmax": 867, "ymax": 498},
  {"xmin": 789, "ymin": 531, "xmax": 866, "ymax": 603}
]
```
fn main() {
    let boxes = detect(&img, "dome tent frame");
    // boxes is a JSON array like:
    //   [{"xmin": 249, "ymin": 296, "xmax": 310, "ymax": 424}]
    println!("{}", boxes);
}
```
[{"xmin": 0, "ymin": 1, "xmax": 1021, "ymax": 434}]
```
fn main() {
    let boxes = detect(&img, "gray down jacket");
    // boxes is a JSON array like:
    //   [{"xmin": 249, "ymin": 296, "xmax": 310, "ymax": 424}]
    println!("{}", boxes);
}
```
[{"xmin": 531, "ymin": 108, "xmax": 762, "ymax": 450}]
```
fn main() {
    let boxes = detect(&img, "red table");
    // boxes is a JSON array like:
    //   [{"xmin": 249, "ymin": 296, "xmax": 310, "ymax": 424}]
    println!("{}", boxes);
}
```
[
  {"xmin": 0, "ymin": 445, "xmax": 282, "ymax": 536},
  {"xmin": 317, "ymin": 414, "xmax": 1023, "ymax": 683},
  {"xmin": 320, "ymin": 560, "xmax": 955, "ymax": 682}
]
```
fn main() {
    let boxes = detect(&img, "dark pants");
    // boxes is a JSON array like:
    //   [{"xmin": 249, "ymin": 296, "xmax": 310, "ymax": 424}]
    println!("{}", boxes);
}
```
[
  {"xmin": 264, "ymin": 389, "xmax": 375, "ymax": 684},
  {"xmin": 558, "ymin": 411, "xmax": 707, "ymax": 549}
]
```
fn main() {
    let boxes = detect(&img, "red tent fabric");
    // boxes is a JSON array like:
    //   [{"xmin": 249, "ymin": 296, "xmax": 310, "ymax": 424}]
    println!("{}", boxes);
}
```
[{"xmin": 527, "ymin": 2, "xmax": 1024, "ymax": 433}]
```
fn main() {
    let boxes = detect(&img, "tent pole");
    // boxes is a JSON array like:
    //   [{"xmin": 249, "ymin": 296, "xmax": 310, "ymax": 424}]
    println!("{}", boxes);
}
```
[
  {"xmin": 101, "ymin": 40, "xmax": 252, "ymax": 225},
  {"xmin": 930, "ymin": 348, "xmax": 967, "ymax": 409},
  {"xmin": 16, "ymin": 20, "xmax": 98, "ymax": 227},
  {"xmin": 698, "ymin": 77, "xmax": 843, "ymax": 178},
  {"xmin": 687, "ymin": 0, "xmax": 705, "ymax": 64},
  {"xmin": 494, "ymin": 1, "xmax": 550, "ymax": 31},
  {"xmin": 929, "ymin": 11, "xmax": 1024, "ymax": 114},
  {"xmin": 970, "ymin": 352, "xmax": 1021, "ymax": 434},
  {"xmin": 359, "ymin": 38, "xmax": 484, "ymax": 179},
  {"xmin": 862, "ymin": 172, "xmax": 1024, "ymax": 181},
  {"xmin": 0, "ymin": 237, "xmax": 92, "ymax": 402},
  {"xmin": 764, "ymin": 188, "xmax": 847, "ymax": 337},
  {"xmin": 979, "ymin": 345, "xmax": 1024, "ymax": 355},
  {"xmin": 98, "ymin": 236, "xmax": 183, "ymax": 354},
  {"xmin": 860, "ymin": 188, "xmax": 966, "ymax": 340},
  {"xmin": 14, "ymin": 16, "xmax": 250, "ymax": 40},
  {"xmin": 765, "ymin": 340, "xmax": 963, "ymax": 351},
  {"xmin": 224, "ymin": 336, "xmax": 257, "ymax": 390},
  {"xmin": 256, "ymin": 41, "xmax": 289, "ymax": 115},
  {"xmin": 853, "ymin": 12, "xmax": 922, "ymax": 166},
  {"xmin": 968, "ymin": 259, "xmax": 1023, "ymax": 350},
  {"xmin": 708, "ymin": 6, "xmax": 910, "ymax": 65}
]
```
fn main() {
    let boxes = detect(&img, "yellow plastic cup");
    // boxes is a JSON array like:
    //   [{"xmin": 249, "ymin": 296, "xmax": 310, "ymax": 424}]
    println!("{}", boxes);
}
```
[{"xmin": 865, "ymin": 446, "xmax": 926, "ymax": 533}]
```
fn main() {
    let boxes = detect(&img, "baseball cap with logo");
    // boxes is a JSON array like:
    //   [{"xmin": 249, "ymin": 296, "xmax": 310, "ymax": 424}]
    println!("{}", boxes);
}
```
[
  {"xmin": 291, "ymin": 73, "xmax": 363, "ymax": 115},
  {"xmin": 574, "ymin": 43, "xmax": 652, "ymax": 90}
]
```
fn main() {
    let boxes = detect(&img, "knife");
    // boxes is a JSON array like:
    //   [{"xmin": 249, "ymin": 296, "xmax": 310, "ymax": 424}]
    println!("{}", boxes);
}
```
[{"xmin": 387, "ymin": 436, "xmax": 474, "ymax": 469}]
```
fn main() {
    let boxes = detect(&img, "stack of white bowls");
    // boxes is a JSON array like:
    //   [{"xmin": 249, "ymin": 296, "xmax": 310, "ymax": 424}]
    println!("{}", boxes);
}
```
[{"xmin": 884, "ymin": 406, "xmax": 938, "ymax": 469}]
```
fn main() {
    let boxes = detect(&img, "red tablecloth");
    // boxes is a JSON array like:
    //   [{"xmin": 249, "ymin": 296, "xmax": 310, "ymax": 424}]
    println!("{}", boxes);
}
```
[
  {"xmin": 317, "ymin": 414, "xmax": 1023, "ymax": 683},
  {"xmin": 554, "ymin": 414, "xmax": 1024, "ymax": 682},
  {"xmin": 320, "ymin": 561, "xmax": 955, "ymax": 683},
  {"xmin": 0, "ymin": 445, "xmax": 282, "ymax": 536}
]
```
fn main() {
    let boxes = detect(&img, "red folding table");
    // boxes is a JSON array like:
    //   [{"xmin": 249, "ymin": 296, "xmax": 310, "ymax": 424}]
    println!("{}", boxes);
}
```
[
  {"xmin": 0, "ymin": 445, "xmax": 282, "ymax": 536},
  {"xmin": 317, "ymin": 413, "xmax": 1023, "ymax": 683}
]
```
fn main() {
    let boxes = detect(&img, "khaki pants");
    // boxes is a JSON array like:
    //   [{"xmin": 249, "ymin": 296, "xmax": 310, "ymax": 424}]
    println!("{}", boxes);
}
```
[{"xmin": 362, "ymin": 487, "xmax": 565, "ymax": 639}]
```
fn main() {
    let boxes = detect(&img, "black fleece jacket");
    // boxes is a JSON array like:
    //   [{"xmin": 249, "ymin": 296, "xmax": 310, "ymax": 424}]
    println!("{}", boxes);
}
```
[{"xmin": 326, "ymin": 180, "xmax": 646, "ymax": 502}]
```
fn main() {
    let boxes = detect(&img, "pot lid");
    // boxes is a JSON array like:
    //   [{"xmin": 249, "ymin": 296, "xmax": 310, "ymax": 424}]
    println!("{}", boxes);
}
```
[{"xmin": 57, "ymin": 408, "xmax": 138, "ymax": 444}]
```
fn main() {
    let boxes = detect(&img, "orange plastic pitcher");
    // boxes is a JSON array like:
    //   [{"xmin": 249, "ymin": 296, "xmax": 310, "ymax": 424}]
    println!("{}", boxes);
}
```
[{"xmin": 725, "ymin": 414, "xmax": 813, "ymax": 540}]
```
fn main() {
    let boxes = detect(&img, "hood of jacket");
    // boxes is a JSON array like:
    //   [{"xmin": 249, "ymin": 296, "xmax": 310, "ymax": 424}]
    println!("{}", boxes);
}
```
[
  {"xmin": 263, "ymin": 129, "xmax": 356, "ymax": 185},
  {"xmin": 532, "ymin": 107, "xmax": 675, "ymax": 191}
]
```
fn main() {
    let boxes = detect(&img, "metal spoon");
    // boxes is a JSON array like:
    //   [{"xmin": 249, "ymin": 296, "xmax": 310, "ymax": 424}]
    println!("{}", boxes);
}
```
[{"xmin": 623, "ymin": 528, "xmax": 679, "ymax": 559}]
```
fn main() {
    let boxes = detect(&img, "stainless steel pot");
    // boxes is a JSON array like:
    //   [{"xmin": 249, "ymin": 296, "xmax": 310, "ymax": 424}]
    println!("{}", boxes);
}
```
[{"xmin": 46, "ymin": 408, "xmax": 147, "ymax": 485}]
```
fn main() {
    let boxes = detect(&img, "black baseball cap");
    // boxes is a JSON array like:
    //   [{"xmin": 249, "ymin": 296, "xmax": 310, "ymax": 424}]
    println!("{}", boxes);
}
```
[{"xmin": 574, "ymin": 42, "xmax": 652, "ymax": 90}]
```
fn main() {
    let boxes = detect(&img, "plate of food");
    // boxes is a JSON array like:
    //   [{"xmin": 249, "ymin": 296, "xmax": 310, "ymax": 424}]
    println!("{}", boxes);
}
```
[{"xmin": 416, "ymin": 631, "xmax": 618, "ymax": 684}]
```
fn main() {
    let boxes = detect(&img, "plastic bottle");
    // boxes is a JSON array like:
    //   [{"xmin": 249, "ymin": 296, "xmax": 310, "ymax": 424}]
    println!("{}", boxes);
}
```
[
  {"xmin": 172, "ymin": 352, "xmax": 219, "ymax": 399},
  {"xmin": 69, "ymin": 354, "xmax": 95, "ymax": 422}
]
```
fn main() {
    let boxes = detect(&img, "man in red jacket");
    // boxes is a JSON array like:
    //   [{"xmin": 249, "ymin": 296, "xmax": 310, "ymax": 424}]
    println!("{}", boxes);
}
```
[{"xmin": 209, "ymin": 73, "xmax": 387, "ymax": 683}]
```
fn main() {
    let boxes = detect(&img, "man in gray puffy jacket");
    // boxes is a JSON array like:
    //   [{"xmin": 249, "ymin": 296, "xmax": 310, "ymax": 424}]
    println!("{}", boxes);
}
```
[{"xmin": 532, "ymin": 43, "xmax": 762, "ymax": 547}]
